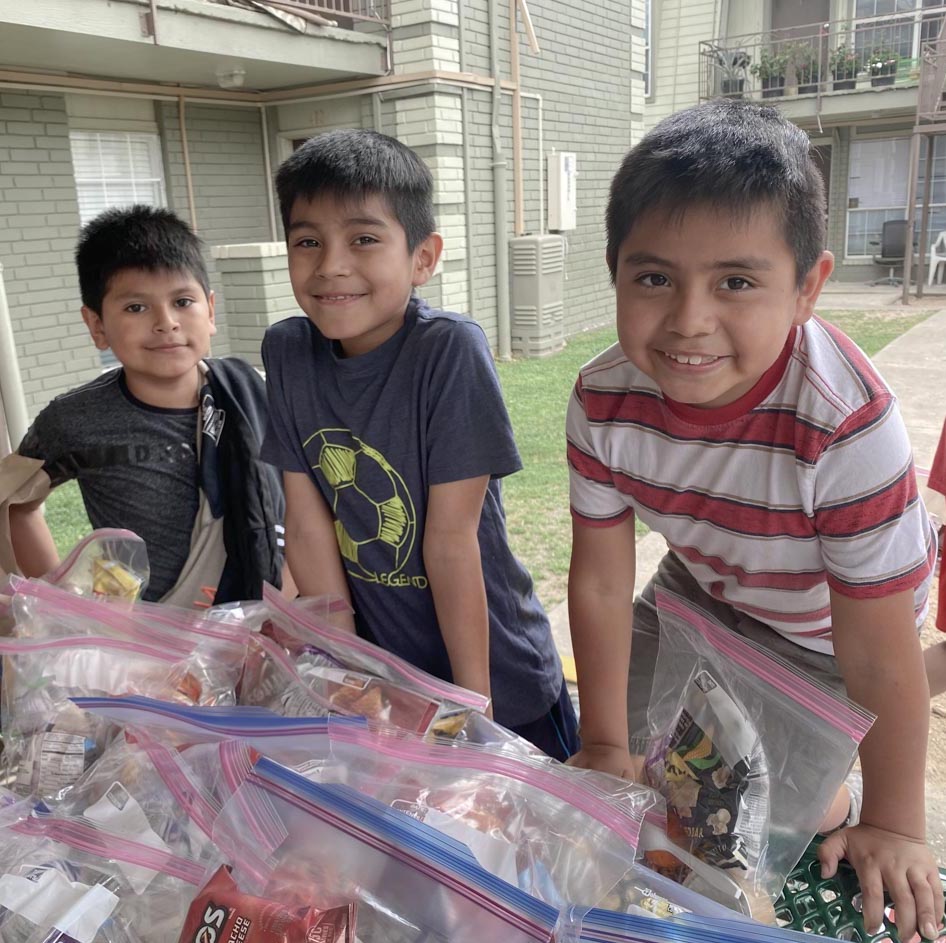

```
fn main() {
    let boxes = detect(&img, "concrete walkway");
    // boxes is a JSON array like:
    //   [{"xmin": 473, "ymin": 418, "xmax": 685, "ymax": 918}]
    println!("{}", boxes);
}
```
[{"xmin": 549, "ymin": 306, "xmax": 946, "ymax": 667}]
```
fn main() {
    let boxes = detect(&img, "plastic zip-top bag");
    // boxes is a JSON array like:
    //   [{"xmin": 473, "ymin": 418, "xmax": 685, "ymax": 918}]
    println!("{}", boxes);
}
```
[
  {"xmin": 642, "ymin": 587, "xmax": 874, "ymax": 919},
  {"xmin": 319, "ymin": 722, "xmax": 660, "ymax": 910},
  {"xmin": 8, "ymin": 577, "xmax": 244, "ymax": 706},
  {"xmin": 42, "ymin": 529, "xmax": 150, "ymax": 602},
  {"xmin": 262, "ymin": 583, "xmax": 487, "ymax": 735},
  {"xmin": 213, "ymin": 756, "xmax": 561, "ymax": 943},
  {"xmin": 0, "ymin": 812, "xmax": 214, "ymax": 943},
  {"xmin": 0, "ymin": 635, "xmax": 206, "ymax": 800}
]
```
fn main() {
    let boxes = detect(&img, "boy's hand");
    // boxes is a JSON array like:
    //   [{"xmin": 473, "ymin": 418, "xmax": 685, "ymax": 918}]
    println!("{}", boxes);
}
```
[
  {"xmin": 819, "ymin": 824, "xmax": 944, "ymax": 942},
  {"xmin": 566, "ymin": 743, "xmax": 645, "ymax": 783}
]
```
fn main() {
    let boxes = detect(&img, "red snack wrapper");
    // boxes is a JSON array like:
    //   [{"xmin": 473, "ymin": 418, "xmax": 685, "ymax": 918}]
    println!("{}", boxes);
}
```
[{"xmin": 178, "ymin": 866, "xmax": 355, "ymax": 943}]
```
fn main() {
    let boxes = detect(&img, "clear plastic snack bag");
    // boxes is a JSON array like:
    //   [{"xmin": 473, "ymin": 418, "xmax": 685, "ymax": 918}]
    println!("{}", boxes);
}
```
[
  {"xmin": 9, "ymin": 577, "xmax": 243, "ymax": 707},
  {"xmin": 261, "ymin": 584, "xmax": 485, "ymax": 736},
  {"xmin": 213, "ymin": 755, "xmax": 561, "ymax": 943},
  {"xmin": 320, "ymin": 722, "xmax": 659, "ymax": 910},
  {"xmin": 53, "ymin": 727, "xmax": 222, "ymax": 862},
  {"xmin": 43, "ymin": 529, "xmax": 150, "ymax": 602},
  {"xmin": 0, "ymin": 635, "xmax": 206, "ymax": 800},
  {"xmin": 642, "ymin": 588, "xmax": 874, "ymax": 917},
  {"xmin": 0, "ymin": 812, "xmax": 214, "ymax": 943}
]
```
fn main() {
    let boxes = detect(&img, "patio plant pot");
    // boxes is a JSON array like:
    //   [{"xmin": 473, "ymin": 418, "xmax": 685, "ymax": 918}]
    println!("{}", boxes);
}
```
[
  {"xmin": 833, "ymin": 78, "xmax": 856, "ymax": 90},
  {"xmin": 798, "ymin": 82, "xmax": 819, "ymax": 95},
  {"xmin": 721, "ymin": 78, "xmax": 745, "ymax": 96},
  {"xmin": 761, "ymin": 77, "xmax": 785, "ymax": 98},
  {"xmin": 871, "ymin": 73, "xmax": 895, "ymax": 87}
]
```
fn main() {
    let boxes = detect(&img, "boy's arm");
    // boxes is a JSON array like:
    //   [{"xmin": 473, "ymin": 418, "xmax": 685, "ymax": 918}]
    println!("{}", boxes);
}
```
[
  {"xmin": 9, "ymin": 500, "xmax": 59, "ymax": 577},
  {"xmin": 820, "ymin": 587, "xmax": 943, "ymax": 942},
  {"xmin": 423, "ymin": 475, "xmax": 492, "ymax": 707},
  {"xmin": 282, "ymin": 470, "xmax": 355, "ymax": 632},
  {"xmin": 566, "ymin": 514, "xmax": 640, "ymax": 779}
]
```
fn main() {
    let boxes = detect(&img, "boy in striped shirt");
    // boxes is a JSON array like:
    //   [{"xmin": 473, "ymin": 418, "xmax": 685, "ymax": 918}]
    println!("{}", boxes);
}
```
[{"xmin": 566, "ymin": 98, "xmax": 940, "ymax": 939}]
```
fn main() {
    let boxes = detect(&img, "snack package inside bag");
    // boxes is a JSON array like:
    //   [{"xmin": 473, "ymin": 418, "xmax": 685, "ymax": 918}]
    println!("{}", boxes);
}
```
[
  {"xmin": 178, "ymin": 865, "xmax": 356, "ymax": 943},
  {"xmin": 642, "ymin": 588, "xmax": 874, "ymax": 917},
  {"xmin": 43, "ymin": 529, "xmax": 150, "ymax": 602}
]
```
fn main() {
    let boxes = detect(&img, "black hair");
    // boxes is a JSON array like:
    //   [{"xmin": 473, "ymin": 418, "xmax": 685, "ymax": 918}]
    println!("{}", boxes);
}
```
[
  {"xmin": 275, "ymin": 129, "xmax": 435, "ymax": 251},
  {"xmin": 606, "ymin": 98, "xmax": 825, "ymax": 287},
  {"xmin": 76, "ymin": 205, "xmax": 210, "ymax": 314}
]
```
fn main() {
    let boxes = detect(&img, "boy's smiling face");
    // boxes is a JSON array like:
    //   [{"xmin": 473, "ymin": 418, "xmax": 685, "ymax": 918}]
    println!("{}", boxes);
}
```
[
  {"xmin": 614, "ymin": 204, "xmax": 833, "ymax": 410},
  {"xmin": 83, "ymin": 267, "xmax": 215, "ymax": 408},
  {"xmin": 286, "ymin": 192, "xmax": 442, "ymax": 357}
]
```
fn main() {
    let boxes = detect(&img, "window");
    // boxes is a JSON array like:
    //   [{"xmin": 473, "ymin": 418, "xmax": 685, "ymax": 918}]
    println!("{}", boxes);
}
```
[
  {"xmin": 69, "ymin": 131, "xmax": 167, "ymax": 225},
  {"xmin": 846, "ymin": 136, "xmax": 946, "ymax": 257},
  {"xmin": 853, "ymin": 0, "xmax": 944, "ymax": 64},
  {"xmin": 68, "ymin": 131, "xmax": 167, "ymax": 367}
]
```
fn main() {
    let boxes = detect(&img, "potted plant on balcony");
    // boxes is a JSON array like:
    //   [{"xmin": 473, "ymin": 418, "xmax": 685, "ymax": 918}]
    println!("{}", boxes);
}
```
[
  {"xmin": 791, "ymin": 42, "xmax": 821, "ymax": 95},
  {"xmin": 712, "ymin": 46, "xmax": 751, "ymax": 97},
  {"xmin": 751, "ymin": 46, "xmax": 791, "ymax": 98},
  {"xmin": 829, "ymin": 44, "xmax": 859, "ymax": 91},
  {"xmin": 867, "ymin": 46, "xmax": 899, "ymax": 87}
]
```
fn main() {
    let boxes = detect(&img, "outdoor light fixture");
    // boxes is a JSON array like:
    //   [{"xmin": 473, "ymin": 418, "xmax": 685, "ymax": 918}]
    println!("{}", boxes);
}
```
[{"xmin": 215, "ymin": 66, "xmax": 246, "ymax": 89}]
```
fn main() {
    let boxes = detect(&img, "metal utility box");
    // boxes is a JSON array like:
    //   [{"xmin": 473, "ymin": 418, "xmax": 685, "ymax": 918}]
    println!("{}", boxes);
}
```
[
  {"xmin": 509, "ymin": 234, "xmax": 565, "ymax": 358},
  {"xmin": 548, "ymin": 151, "xmax": 578, "ymax": 231}
]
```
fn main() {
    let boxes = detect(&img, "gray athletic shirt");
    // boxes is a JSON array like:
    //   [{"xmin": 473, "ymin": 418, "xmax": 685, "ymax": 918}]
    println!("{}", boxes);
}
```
[
  {"xmin": 18, "ymin": 369, "xmax": 199, "ymax": 601},
  {"xmin": 261, "ymin": 299, "xmax": 562, "ymax": 726}
]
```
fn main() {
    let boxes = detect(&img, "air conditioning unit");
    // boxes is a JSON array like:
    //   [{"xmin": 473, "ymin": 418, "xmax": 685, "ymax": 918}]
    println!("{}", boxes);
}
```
[{"xmin": 509, "ymin": 234, "xmax": 565, "ymax": 358}]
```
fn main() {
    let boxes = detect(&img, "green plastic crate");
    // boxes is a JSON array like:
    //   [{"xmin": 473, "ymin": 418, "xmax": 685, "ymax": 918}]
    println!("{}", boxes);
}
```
[{"xmin": 775, "ymin": 839, "xmax": 946, "ymax": 941}]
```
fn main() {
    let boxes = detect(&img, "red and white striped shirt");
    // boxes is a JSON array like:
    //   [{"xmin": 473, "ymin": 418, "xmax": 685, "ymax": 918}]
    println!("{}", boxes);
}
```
[{"xmin": 567, "ymin": 318, "xmax": 935, "ymax": 653}]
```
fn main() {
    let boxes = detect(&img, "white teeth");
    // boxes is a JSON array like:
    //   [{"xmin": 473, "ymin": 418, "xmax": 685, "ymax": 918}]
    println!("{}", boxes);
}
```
[{"xmin": 665, "ymin": 352, "xmax": 719, "ymax": 365}]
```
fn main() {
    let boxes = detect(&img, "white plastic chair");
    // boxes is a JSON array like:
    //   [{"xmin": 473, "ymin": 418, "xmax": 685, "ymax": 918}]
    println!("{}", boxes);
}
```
[{"xmin": 929, "ymin": 231, "xmax": 946, "ymax": 286}]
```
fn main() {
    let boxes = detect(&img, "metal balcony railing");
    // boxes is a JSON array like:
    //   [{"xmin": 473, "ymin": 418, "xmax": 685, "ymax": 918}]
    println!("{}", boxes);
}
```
[
  {"xmin": 700, "ymin": 5, "xmax": 946, "ymax": 103},
  {"xmin": 208, "ymin": 0, "xmax": 390, "ymax": 28}
]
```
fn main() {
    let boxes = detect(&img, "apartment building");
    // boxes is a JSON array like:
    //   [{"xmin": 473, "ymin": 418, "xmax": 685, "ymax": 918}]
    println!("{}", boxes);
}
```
[
  {"xmin": 0, "ymin": 0, "xmax": 646, "ymax": 442},
  {"xmin": 646, "ymin": 0, "xmax": 946, "ymax": 284}
]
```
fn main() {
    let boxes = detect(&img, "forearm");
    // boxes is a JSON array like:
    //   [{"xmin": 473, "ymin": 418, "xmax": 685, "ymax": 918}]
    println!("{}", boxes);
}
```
[
  {"xmin": 284, "ymin": 530, "xmax": 354, "ymax": 631},
  {"xmin": 849, "ymin": 658, "xmax": 929, "ymax": 837},
  {"xmin": 424, "ymin": 531, "xmax": 491, "ymax": 699},
  {"xmin": 568, "ymin": 576, "xmax": 634, "ymax": 748},
  {"xmin": 9, "ymin": 504, "xmax": 59, "ymax": 577},
  {"xmin": 832, "ymin": 589, "xmax": 929, "ymax": 838}
]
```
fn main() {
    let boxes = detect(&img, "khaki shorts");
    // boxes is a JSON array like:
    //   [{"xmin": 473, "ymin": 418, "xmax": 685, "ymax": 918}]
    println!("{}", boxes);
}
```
[{"xmin": 626, "ymin": 551, "xmax": 845, "ymax": 754}]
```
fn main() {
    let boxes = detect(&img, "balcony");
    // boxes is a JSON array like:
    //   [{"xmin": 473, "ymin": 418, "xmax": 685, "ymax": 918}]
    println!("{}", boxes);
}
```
[
  {"xmin": 205, "ymin": 0, "xmax": 390, "ymax": 30},
  {"xmin": 0, "ymin": 0, "xmax": 389, "ymax": 93},
  {"xmin": 699, "ymin": 6, "xmax": 946, "ymax": 107}
]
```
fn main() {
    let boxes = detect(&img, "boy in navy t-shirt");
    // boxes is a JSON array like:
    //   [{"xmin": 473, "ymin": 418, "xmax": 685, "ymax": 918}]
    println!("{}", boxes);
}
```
[{"xmin": 261, "ymin": 129, "xmax": 577, "ymax": 759}]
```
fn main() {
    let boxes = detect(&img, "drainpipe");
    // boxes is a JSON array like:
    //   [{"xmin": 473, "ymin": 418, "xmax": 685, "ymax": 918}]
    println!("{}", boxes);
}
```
[
  {"xmin": 458, "ymin": 1, "xmax": 476, "ymax": 320},
  {"xmin": 0, "ymin": 264, "xmax": 28, "ymax": 451},
  {"xmin": 510, "ymin": 0, "xmax": 524, "ymax": 236},
  {"xmin": 178, "ymin": 97, "xmax": 198, "ymax": 232},
  {"xmin": 260, "ymin": 104, "xmax": 279, "ymax": 242},
  {"xmin": 488, "ymin": 0, "xmax": 512, "ymax": 359}
]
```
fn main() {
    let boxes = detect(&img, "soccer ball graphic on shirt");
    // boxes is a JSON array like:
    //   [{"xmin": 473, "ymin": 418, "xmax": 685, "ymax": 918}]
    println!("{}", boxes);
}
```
[{"xmin": 305, "ymin": 428, "xmax": 417, "ymax": 583}]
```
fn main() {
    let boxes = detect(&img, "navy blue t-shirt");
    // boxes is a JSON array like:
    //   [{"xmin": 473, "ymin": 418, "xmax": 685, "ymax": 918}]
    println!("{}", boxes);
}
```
[{"xmin": 261, "ymin": 298, "xmax": 562, "ymax": 726}]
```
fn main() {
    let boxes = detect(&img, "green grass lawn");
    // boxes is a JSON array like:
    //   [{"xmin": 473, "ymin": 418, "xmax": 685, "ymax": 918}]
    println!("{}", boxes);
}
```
[{"xmin": 41, "ymin": 307, "xmax": 932, "ymax": 607}]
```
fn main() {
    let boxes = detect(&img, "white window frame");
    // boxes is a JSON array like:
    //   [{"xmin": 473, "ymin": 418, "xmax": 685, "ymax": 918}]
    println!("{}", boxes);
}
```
[
  {"xmin": 844, "ymin": 133, "xmax": 946, "ymax": 258},
  {"xmin": 69, "ymin": 130, "xmax": 167, "ymax": 226}
]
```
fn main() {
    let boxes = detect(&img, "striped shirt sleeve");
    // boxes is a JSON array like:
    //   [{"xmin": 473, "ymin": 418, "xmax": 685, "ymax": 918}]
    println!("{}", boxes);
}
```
[
  {"xmin": 566, "ymin": 377, "xmax": 634, "ymax": 528},
  {"xmin": 814, "ymin": 393, "xmax": 935, "ymax": 599}
]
